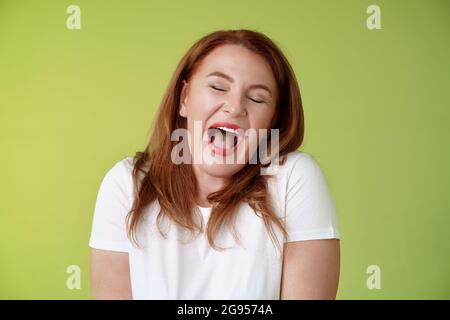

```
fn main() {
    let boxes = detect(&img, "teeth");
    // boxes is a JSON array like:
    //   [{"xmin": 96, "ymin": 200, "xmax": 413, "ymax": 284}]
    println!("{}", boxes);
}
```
[
  {"xmin": 207, "ymin": 126, "xmax": 241, "ymax": 147},
  {"xmin": 214, "ymin": 126, "xmax": 239, "ymax": 135}
]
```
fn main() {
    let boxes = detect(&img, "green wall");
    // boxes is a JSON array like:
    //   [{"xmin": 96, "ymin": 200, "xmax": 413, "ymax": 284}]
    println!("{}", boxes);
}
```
[{"xmin": 0, "ymin": 0, "xmax": 449, "ymax": 299}]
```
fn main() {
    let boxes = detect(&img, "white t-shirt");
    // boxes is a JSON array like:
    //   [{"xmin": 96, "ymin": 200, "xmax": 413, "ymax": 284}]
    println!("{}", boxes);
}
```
[{"xmin": 88, "ymin": 150, "xmax": 340, "ymax": 299}]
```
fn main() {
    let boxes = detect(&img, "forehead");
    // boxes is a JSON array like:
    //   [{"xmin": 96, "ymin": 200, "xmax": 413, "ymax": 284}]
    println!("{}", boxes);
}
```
[{"xmin": 192, "ymin": 44, "xmax": 277, "ymax": 89}]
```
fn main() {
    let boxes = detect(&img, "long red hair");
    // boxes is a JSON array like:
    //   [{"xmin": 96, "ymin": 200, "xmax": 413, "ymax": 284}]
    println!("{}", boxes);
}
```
[{"xmin": 127, "ymin": 29, "xmax": 304, "ymax": 252}]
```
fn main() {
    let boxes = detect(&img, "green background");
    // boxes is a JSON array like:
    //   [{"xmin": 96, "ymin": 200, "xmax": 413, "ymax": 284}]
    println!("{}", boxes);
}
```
[{"xmin": 0, "ymin": 0, "xmax": 449, "ymax": 299}]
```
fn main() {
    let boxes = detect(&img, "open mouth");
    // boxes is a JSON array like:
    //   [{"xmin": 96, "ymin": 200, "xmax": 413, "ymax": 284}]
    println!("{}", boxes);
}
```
[{"xmin": 206, "ymin": 123, "xmax": 244, "ymax": 156}]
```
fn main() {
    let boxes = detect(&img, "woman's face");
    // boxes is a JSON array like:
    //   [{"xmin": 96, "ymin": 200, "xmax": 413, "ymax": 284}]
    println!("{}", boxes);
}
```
[{"xmin": 179, "ymin": 44, "xmax": 278, "ymax": 178}]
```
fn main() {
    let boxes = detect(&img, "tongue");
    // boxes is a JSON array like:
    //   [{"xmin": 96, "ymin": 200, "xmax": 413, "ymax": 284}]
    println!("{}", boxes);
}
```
[{"xmin": 211, "ymin": 131, "xmax": 235, "ymax": 150}]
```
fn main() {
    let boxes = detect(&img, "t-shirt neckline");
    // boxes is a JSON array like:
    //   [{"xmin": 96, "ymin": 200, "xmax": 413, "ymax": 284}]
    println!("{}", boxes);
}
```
[{"xmin": 198, "ymin": 205, "xmax": 212, "ymax": 214}]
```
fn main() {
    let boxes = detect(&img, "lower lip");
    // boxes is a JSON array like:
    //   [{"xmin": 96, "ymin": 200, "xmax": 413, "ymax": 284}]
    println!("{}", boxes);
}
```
[{"xmin": 207, "ymin": 136, "xmax": 243, "ymax": 157}]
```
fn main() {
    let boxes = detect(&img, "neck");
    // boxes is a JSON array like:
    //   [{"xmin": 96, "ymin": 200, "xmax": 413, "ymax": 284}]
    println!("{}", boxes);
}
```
[{"xmin": 192, "ymin": 164, "xmax": 229, "ymax": 207}]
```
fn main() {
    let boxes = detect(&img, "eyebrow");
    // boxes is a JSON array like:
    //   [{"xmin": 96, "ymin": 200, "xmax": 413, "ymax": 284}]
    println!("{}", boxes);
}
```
[{"xmin": 206, "ymin": 71, "xmax": 273, "ymax": 96}]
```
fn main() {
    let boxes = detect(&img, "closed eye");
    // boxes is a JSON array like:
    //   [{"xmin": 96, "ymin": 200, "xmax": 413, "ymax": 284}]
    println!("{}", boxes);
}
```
[
  {"xmin": 210, "ymin": 85, "xmax": 227, "ymax": 92},
  {"xmin": 249, "ymin": 97, "xmax": 264, "ymax": 104}
]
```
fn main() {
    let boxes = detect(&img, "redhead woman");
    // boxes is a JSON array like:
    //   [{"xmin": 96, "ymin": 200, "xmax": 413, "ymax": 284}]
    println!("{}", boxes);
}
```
[{"xmin": 89, "ymin": 29, "xmax": 341, "ymax": 300}]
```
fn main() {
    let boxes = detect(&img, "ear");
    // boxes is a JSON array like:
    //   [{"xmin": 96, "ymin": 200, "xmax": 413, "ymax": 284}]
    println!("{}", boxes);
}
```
[{"xmin": 179, "ymin": 80, "xmax": 188, "ymax": 118}]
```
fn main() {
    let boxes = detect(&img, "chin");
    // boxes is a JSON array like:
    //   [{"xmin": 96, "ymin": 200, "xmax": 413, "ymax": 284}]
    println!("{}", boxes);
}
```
[{"xmin": 199, "ymin": 162, "xmax": 246, "ymax": 178}]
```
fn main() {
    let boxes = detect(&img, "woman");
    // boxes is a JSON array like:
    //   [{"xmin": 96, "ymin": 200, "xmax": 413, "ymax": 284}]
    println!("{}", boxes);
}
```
[{"xmin": 89, "ymin": 29, "xmax": 341, "ymax": 300}]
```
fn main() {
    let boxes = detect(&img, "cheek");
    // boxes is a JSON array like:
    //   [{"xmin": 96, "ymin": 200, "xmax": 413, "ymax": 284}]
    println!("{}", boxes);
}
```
[
  {"xmin": 186, "ymin": 89, "xmax": 217, "ymax": 119},
  {"xmin": 248, "ymin": 107, "xmax": 276, "ymax": 130}
]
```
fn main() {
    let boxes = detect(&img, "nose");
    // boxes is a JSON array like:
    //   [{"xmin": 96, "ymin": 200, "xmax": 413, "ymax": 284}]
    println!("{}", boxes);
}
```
[{"xmin": 222, "ymin": 96, "xmax": 247, "ymax": 117}]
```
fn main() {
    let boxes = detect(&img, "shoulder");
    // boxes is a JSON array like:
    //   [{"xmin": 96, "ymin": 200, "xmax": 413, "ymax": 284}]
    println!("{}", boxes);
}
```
[
  {"xmin": 270, "ymin": 150, "xmax": 333, "ymax": 200},
  {"xmin": 281, "ymin": 150, "xmax": 318, "ymax": 168},
  {"xmin": 277, "ymin": 150, "xmax": 325, "ymax": 180},
  {"xmin": 113, "ymin": 156, "xmax": 135, "ymax": 175},
  {"xmin": 101, "ymin": 156, "xmax": 135, "ymax": 189},
  {"xmin": 110, "ymin": 155, "xmax": 134, "ymax": 173}
]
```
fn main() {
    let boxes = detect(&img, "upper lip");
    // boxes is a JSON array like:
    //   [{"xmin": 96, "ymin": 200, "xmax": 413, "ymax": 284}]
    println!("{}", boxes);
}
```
[
  {"xmin": 208, "ymin": 122, "xmax": 242, "ymax": 130},
  {"xmin": 206, "ymin": 121, "xmax": 245, "ymax": 147}
]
